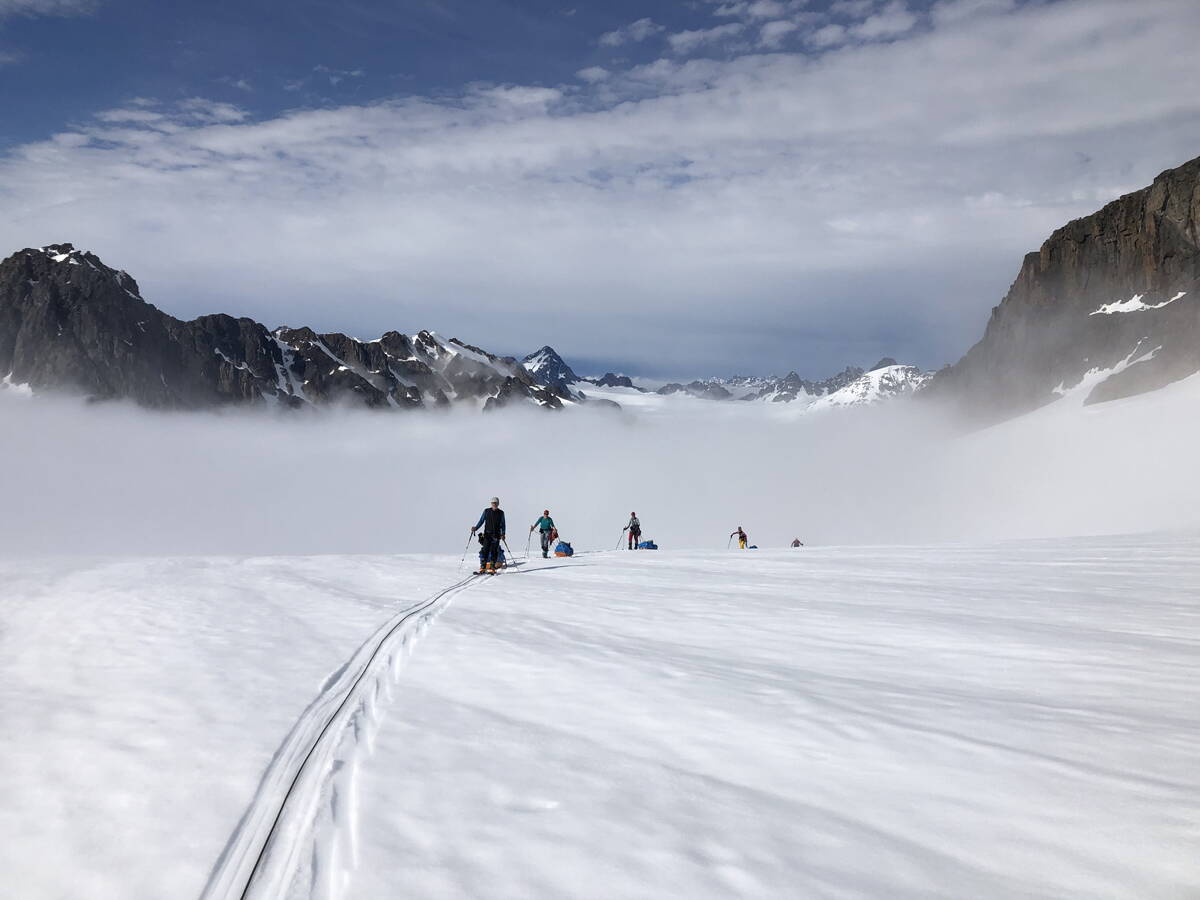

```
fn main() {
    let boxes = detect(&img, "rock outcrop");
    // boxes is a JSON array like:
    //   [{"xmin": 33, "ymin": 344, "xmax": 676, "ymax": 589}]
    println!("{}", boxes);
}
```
[
  {"xmin": 522, "ymin": 346, "xmax": 580, "ymax": 386},
  {"xmin": 928, "ymin": 154, "xmax": 1200, "ymax": 420},
  {"xmin": 589, "ymin": 372, "xmax": 639, "ymax": 389},
  {"xmin": 656, "ymin": 380, "xmax": 732, "ymax": 400}
]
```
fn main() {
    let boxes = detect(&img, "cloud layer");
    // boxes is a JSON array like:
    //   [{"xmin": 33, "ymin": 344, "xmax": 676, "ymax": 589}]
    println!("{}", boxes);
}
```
[
  {"xmin": 2, "ymin": 0, "xmax": 1199, "ymax": 375},
  {"xmin": 3, "ymin": 372, "xmax": 1199, "ymax": 557}
]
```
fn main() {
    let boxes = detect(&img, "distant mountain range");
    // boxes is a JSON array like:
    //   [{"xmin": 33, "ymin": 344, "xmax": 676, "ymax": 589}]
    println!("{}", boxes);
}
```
[
  {"xmin": 3, "ymin": 153, "xmax": 1198, "ymax": 420},
  {"xmin": 522, "ymin": 345, "xmax": 931, "ymax": 409},
  {"xmin": 0, "ymin": 246, "xmax": 921, "ymax": 414}
]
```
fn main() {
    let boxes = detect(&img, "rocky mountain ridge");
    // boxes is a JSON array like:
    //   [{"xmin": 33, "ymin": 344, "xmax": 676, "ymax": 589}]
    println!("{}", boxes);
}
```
[
  {"xmin": 521, "ymin": 346, "xmax": 928, "ymax": 408},
  {"xmin": 927, "ymin": 153, "xmax": 1200, "ymax": 419},
  {"xmin": 0, "ymin": 245, "xmax": 588, "ymax": 412}
]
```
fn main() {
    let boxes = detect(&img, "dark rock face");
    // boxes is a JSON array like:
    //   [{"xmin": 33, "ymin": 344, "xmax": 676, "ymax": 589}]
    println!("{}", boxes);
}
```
[
  {"xmin": 928, "ymin": 154, "xmax": 1200, "ymax": 420},
  {"xmin": 655, "ymin": 380, "xmax": 732, "ymax": 400},
  {"xmin": 590, "ymin": 372, "xmax": 637, "ymax": 389},
  {"xmin": 0, "ymin": 245, "xmax": 280, "ymax": 408},
  {"xmin": 522, "ymin": 346, "xmax": 580, "ymax": 386},
  {"xmin": 0, "ymin": 245, "xmax": 589, "ymax": 412}
]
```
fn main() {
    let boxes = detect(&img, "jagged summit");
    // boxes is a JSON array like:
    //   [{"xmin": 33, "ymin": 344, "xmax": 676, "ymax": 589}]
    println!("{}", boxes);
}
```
[
  {"xmin": 35, "ymin": 242, "xmax": 144, "ymax": 298},
  {"xmin": 522, "ymin": 345, "xmax": 580, "ymax": 386}
]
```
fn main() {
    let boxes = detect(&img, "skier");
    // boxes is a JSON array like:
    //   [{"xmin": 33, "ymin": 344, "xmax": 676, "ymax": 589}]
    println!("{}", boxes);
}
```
[
  {"xmin": 470, "ymin": 496, "xmax": 506, "ymax": 574},
  {"xmin": 731, "ymin": 526, "xmax": 748, "ymax": 549},
  {"xmin": 530, "ymin": 509, "xmax": 557, "ymax": 559},
  {"xmin": 791, "ymin": 538, "xmax": 804, "ymax": 548},
  {"xmin": 625, "ymin": 512, "xmax": 642, "ymax": 550}
]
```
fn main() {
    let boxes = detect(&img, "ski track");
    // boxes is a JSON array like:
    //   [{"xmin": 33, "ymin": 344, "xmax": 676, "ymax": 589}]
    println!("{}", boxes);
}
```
[{"xmin": 202, "ymin": 571, "xmax": 482, "ymax": 900}]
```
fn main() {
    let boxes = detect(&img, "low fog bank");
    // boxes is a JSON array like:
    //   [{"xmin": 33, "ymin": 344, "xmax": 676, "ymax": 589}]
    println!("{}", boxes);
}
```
[{"xmin": 2, "ymin": 379, "xmax": 1199, "ymax": 558}]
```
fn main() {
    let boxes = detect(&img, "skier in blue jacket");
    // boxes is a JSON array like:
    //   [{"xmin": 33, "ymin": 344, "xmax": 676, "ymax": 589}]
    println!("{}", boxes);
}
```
[
  {"xmin": 529, "ymin": 509, "xmax": 556, "ymax": 559},
  {"xmin": 471, "ymin": 497, "xmax": 506, "ymax": 574}
]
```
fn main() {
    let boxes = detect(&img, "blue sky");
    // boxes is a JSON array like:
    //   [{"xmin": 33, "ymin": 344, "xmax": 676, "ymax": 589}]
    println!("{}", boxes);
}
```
[
  {"xmin": 2, "ymin": 0, "xmax": 1199, "ymax": 377},
  {"xmin": 2, "ymin": 1, "xmax": 680, "ymax": 148}
]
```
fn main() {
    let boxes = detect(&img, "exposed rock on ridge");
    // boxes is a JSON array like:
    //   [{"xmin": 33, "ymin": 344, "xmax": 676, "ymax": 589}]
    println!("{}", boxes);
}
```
[
  {"xmin": 521, "ymin": 346, "xmax": 580, "ymax": 386},
  {"xmin": 928, "ymin": 154, "xmax": 1200, "ymax": 419},
  {"xmin": 0, "ymin": 245, "xmax": 584, "ymax": 412}
]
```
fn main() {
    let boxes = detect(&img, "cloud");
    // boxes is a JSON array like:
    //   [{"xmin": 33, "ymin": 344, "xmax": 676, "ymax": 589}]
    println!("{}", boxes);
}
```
[
  {"xmin": 759, "ymin": 19, "xmax": 799, "ymax": 48},
  {"xmin": 576, "ymin": 65, "xmax": 610, "ymax": 83},
  {"xmin": 314, "ymin": 64, "xmax": 366, "ymax": 86},
  {"xmin": 4, "ymin": 376, "xmax": 1199, "ymax": 557},
  {"xmin": 0, "ymin": 0, "xmax": 94, "ymax": 18},
  {"xmin": 599, "ymin": 17, "xmax": 664, "ymax": 47},
  {"xmin": 1, "ymin": 0, "xmax": 1198, "ymax": 376},
  {"xmin": 667, "ymin": 23, "xmax": 745, "ymax": 55},
  {"xmin": 931, "ymin": 0, "xmax": 1017, "ymax": 27},
  {"xmin": 218, "ymin": 76, "xmax": 253, "ymax": 93},
  {"xmin": 0, "ymin": 48, "xmax": 21, "ymax": 64},
  {"xmin": 806, "ymin": 23, "xmax": 847, "ymax": 47},
  {"xmin": 849, "ymin": 1, "xmax": 918, "ymax": 40},
  {"xmin": 829, "ymin": 0, "xmax": 875, "ymax": 17},
  {"xmin": 178, "ymin": 97, "xmax": 249, "ymax": 123},
  {"xmin": 94, "ymin": 107, "xmax": 170, "ymax": 125},
  {"xmin": 714, "ymin": 1, "xmax": 793, "ymax": 20}
]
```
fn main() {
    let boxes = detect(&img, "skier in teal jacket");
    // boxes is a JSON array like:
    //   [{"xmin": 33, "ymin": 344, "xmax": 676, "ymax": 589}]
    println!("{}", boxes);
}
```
[{"xmin": 530, "ymin": 510, "xmax": 556, "ymax": 558}]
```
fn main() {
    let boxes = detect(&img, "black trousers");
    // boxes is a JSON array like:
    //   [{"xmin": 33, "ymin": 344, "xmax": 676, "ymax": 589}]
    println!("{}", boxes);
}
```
[
  {"xmin": 540, "ymin": 530, "xmax": 553, "ymax": 554},
  {"xmin": 480, "ymin": 535, "xmax": 502, "ymax": 566}
]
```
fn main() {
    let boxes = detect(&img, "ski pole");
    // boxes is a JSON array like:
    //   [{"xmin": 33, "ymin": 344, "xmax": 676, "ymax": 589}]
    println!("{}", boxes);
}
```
[
  {"xmin": 616, "ymin": 529, "xmax": 626, "ymax": 550},
  {"xmin": 525, "ymin": 531, "xmax": 533, "ymax": 559},
  {"xmin": 726, "ymin": 535, "xmax": 733, "ymax": 550},
  {"xmin": 460, "ymin": 534, "xmax": 475, "ymax": 570}
]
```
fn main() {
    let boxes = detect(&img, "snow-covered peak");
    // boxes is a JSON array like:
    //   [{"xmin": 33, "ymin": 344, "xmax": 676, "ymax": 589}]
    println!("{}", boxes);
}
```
[
  {"xmin": 522, "ymin": 345, "xmax": 580, "ymax": 385},
  {"xmin": 810, "ymin": 364, "xmax": 931, "ymax": 410}
]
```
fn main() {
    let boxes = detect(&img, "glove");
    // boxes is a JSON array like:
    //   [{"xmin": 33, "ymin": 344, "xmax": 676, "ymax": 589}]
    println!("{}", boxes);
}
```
[{"xmin": 470, "ymin": 527, "xmax": 477, "ymax": 535}]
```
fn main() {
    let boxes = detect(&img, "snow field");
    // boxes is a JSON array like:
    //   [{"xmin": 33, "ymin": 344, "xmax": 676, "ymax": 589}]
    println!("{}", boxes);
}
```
[
  {"xmin": 346, "ymin": 541, "xmax": 1200, "ymax": 898},
  {"xmin": 1, "ymin": 539, "xmax": 1198, "ymax": 899},
  {"xmin": 0, "ymin": 555, "xmax": 476, "ymax": 900}
]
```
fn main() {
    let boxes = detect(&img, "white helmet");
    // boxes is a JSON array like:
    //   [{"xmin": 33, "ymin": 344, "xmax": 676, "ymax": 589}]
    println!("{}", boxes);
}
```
[{"xmin": 490, "ymin": 496, "xmax": 500, "ymax": 504}]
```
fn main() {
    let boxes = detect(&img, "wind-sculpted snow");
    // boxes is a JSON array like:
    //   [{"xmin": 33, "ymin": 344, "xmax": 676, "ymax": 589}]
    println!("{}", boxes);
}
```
[
  {"xmin": 0, "ymin": 556, "xmax": 469, "ymax": 899},
  {"xmin": 344, "ymin": 544, "xmax": 1200, "ymax": 898},
  {"xmin": 1, "ymin": 542, "xmax": 1197, "ymax": 898}
]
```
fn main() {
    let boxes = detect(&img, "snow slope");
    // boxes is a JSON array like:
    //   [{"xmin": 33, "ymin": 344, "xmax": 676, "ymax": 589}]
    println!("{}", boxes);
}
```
[
  {"xmin": 2, "ymin": 539, "xmax": 1198, "ymax": 899},
  {"xmin": 808, "ymin": 363, "xmax": 931, "ymax": 409}
]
